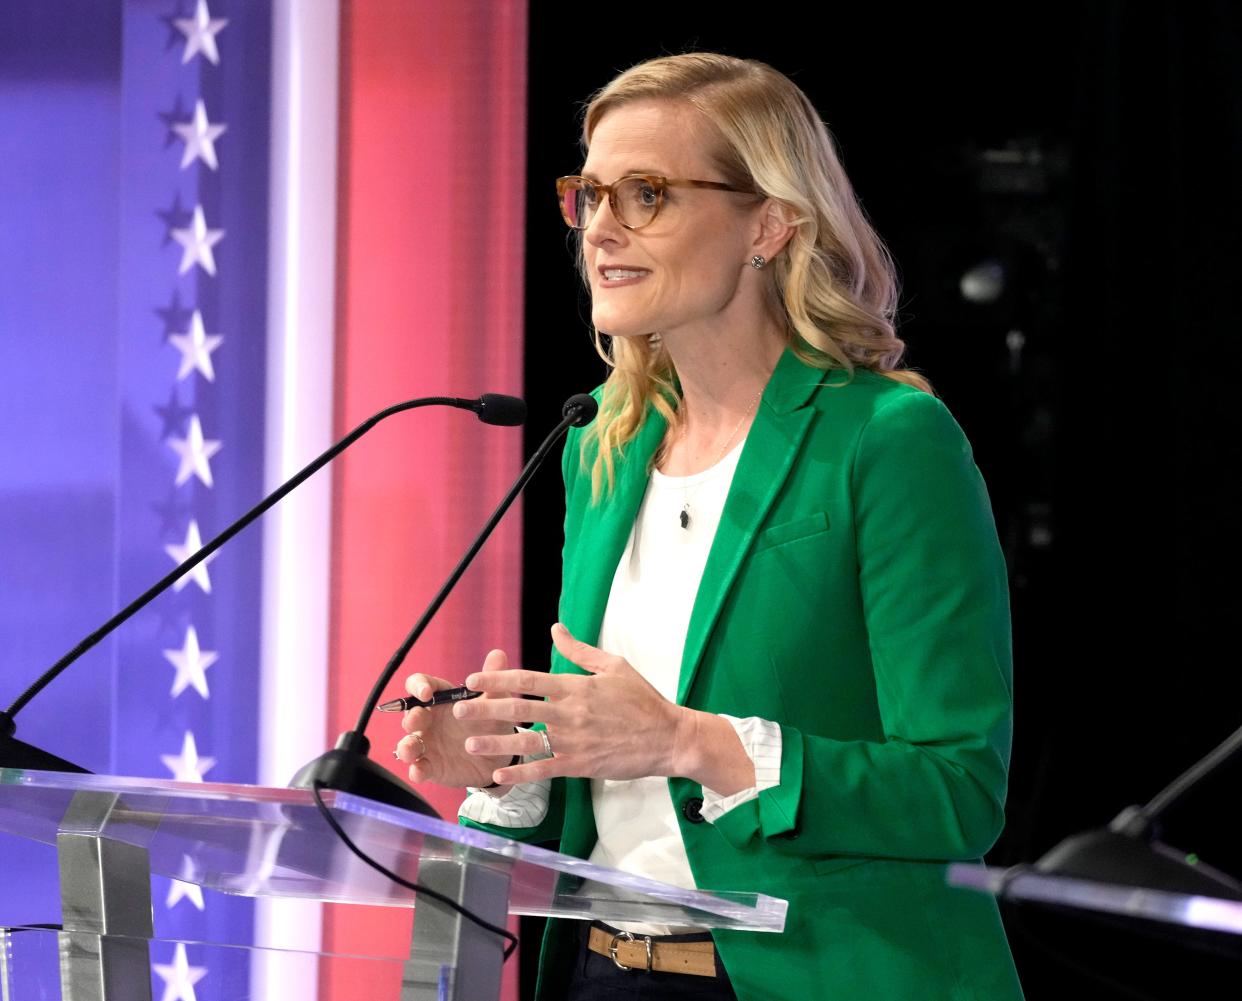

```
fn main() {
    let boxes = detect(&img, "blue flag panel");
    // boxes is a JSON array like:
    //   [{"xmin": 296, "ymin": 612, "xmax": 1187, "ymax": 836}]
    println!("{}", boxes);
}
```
[{"xmin": 0, "ymin": 0, "xmax": 272, "ymax": 987}]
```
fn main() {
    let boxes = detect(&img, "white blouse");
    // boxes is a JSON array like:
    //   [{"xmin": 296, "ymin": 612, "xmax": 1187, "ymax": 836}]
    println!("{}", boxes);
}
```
[{"xmin": 460, "ymin": 439, "xmax": 781, "ymax": 933}]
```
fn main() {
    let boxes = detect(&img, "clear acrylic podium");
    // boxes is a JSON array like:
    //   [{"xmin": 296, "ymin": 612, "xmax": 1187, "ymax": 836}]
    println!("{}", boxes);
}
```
[
  {"xmin": 0, "ymin": 769, "xmax": 787, "ymax": 1001},
  {"xmin": 947, "ymin": 863, "xmax": 1242, "ymax": 940}
]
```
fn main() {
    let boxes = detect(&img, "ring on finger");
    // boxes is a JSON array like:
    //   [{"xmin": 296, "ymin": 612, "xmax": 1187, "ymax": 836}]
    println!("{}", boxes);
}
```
[
  {"xmin": 408, "ymin": 732, "xmax": 427, "ymax": 762},
  {"xmin": 539, "ymin": 730, "xmax": 553, "ymax": 758}
]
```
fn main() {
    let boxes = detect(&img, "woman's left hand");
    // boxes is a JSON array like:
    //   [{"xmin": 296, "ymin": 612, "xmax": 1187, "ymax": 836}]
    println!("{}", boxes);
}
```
[{"xmin": 450, "ymin": 622, "xmax": 694, "ymax": 786}]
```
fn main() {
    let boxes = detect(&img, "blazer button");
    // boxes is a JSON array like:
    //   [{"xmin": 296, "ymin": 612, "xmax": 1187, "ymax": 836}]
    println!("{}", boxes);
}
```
[{"xmin": 682, "ymin": 796, "xmax": 705, "ymax": 824}]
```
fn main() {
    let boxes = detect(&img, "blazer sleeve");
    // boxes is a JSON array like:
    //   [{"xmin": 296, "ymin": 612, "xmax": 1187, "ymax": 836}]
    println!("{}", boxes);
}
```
[{"xmin": 715, "ymin": 389, "xmax": 1013, "ymax": 860}]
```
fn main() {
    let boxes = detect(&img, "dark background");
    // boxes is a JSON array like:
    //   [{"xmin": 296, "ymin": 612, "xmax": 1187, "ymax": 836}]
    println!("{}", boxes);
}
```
[{"xmin": 519, "ymin": 3, "xmax": 1242, "ymax": 999}]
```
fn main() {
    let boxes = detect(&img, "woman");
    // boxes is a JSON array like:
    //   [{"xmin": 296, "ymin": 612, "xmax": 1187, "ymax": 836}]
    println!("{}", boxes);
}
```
[{"xmin": 396, "ymin": 53, "xmax": 1024, "ymax": 1001}]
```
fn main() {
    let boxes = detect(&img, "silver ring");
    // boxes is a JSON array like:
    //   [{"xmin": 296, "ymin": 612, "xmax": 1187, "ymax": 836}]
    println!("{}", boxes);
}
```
[
  {"xmin": 540, "ymin": 730, "xmax": 553, "ymax": 758},
  {"xmin": 408, "ymin": 732, "xmax": 427, "ymax": 762}
]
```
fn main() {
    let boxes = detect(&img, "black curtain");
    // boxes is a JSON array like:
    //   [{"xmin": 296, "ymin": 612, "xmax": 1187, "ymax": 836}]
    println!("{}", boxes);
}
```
[
  {"xmin": 520, "ymin": 5, "xmax": 1242, "ymax": 997},
  {"xmin": 1010, "ymin": 5, "xmax": 1242, "ymax": 997}
]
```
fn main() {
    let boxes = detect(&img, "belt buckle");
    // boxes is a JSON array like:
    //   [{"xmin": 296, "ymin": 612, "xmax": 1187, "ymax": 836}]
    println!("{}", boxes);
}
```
[{"xmin": 608, "ymin": 930, "xmax": 653, "ymax": 972}]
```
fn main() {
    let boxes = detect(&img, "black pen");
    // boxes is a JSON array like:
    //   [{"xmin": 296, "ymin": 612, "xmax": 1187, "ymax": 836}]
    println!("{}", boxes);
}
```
[{"xmin": 376, "ymin": 687, "xmax": 483, "ymax": 712}]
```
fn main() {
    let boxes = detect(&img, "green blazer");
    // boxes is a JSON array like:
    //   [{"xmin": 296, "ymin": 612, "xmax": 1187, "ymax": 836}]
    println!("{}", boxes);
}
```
[{"xmin": 463, "ymin": 349, "xmax": 1024, "ymax": 1000}]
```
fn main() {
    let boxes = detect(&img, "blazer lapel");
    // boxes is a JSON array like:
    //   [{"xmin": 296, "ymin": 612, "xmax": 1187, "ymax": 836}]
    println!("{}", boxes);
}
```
[
  {"xmin": 675, "ymin": 349, "xmax": 824, "ymax": 705},
  {"xmin": 560, "ymin": 408, "xmax": 668, "ymax": 653}
]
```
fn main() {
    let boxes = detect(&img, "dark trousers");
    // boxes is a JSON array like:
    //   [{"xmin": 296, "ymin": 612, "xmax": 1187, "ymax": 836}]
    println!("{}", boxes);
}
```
[{"xmin": 564, "ymin": 921, "xmax": 739, "ymax": 1000}]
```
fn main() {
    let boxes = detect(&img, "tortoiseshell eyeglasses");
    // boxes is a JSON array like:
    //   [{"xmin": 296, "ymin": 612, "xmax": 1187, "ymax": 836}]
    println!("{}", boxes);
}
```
[{"xmin": 555, "ymin": 174, "xmax": 755, "ymax": 231}]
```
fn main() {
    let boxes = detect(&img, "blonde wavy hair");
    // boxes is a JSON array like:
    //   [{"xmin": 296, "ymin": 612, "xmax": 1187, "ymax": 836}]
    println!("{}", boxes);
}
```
[{"xmin": 579, "ymin": 52, "xmax": 931, "ymax": 496}]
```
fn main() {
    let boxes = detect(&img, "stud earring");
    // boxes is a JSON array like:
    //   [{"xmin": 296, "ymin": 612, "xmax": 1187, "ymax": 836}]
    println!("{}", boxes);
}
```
[{"xmin": 750, "ymin": 255, "xmax": 766, "ymax": 269}]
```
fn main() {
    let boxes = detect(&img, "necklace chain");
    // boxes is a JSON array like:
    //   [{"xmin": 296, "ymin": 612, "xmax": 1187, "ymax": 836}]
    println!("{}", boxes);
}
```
[{"xmin": 676, "ymin": 387, "xmax": 763, "ymax": 530}]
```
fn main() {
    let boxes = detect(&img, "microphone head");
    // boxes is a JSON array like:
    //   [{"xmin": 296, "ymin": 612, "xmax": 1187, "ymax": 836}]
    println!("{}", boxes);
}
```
[
  {"xmin": 562, "ymin": 393, "xmax": 599, "ymax": 428},
  {"xmin": 475, "ymin": 393, "xmax": 527, "ymax": 427}
]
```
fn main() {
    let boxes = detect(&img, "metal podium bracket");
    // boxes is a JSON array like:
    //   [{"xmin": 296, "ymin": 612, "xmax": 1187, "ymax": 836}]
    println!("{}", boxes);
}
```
[
  {"xmin": 56, "ymin": 792, "xmax": 154, "ymax": 1001},
  {"xmin": 403, "ymin": 843, "xmax": 512, "ymax": 1001},
  {"xmin": 1, "ymin": 926, "xmax": 11, "ymax": 1001}
]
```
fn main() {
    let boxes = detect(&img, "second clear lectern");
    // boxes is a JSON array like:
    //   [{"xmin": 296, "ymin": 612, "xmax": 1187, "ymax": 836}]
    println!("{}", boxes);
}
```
[{"xmin": 0, "ymin": 769, "xmax": 787, "ymax": 1001}]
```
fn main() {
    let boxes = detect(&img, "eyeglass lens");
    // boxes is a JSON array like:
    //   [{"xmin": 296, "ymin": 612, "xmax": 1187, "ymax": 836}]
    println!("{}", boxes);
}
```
[{"xmin": 561, "ymin": 177, "xmax": 660, "ymax": 230}]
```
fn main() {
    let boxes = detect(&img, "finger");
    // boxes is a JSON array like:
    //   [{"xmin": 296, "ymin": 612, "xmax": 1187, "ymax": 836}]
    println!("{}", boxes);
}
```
[
  {"xmin": 404, "ymin": 673, "xmax": 455, "ymax": 701},
  {"xmin": 478, "ymin": 648, "xmax": 515, "ymax": 701},
  {"xmin": 491, "ymin": 754, "xmax": 563, "ymax": 787},
  {"xmin": 481, "ymin": 648, "xmax": 509, "ymax": 673},
  {"xmin": 402, "ymin": 735, "xmax": 455, "ymax": 786},
  {"xmin": 463, "ymin": 668, "xmax": 568, "ymax": 699},
  {"xmin": 401, "ymin": 705, "xmax": 433, "ymax": 733},
  {"xmin": 550, "ymin": 622, "xmax": 613, "ymax": 674},
  {"xmin": 394, "ymin": 732, "xmax": 428, "ymax": 765},
  {"xmin": 453, "ymin": 695, "xmax": 562, "ymax": 725},
  {"xmin": 406, "ymin": 757, "xmax": 441, "ymax": 786},
  {"xmin": 463, "ymin": 730, "xmax": 546, "ymax": 758}
]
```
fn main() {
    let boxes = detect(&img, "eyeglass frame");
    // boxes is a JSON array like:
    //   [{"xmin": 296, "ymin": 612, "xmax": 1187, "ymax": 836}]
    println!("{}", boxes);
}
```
[{"xmin": 555, "ymin": 173, "xmax": 756, "ymax": 231}]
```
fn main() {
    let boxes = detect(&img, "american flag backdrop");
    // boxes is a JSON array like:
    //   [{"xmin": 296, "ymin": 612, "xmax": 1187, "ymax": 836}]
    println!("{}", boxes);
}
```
[
  {"xmin": 0, "ymin": 1, "xmax": 528, "ymax": 998},
  {"xmin": 2, "ymin": 0, "xmax": 271, "ymax": 992}
]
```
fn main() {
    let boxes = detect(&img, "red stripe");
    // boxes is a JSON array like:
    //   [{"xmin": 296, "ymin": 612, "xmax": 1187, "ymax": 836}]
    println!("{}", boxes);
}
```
[{"xmin": 328, "ymin": 1, "xmax": 527, "ymax": 995}]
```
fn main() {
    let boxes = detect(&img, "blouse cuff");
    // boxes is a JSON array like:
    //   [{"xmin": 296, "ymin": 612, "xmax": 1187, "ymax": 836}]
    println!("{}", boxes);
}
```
[
  {"xmin": 700, "ymin": 715, "xmax": 783, "ymax": 824},
  {"xmin": 457, "ymin": 726, "xmax": 554, "ymax": 828}
]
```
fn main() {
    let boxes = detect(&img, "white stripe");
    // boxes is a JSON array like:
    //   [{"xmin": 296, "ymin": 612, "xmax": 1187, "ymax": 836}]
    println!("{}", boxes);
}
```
[
  {"xmin": 700, "ymin": 716, "xmax": 783, "ymax": 823},
  {"xmin": 252, "ymin": 1, "xmax": 339, "ymax": 994},
  {"xmin": 460, "ymin": 778, "xmax": 553, "ymax": 827}
]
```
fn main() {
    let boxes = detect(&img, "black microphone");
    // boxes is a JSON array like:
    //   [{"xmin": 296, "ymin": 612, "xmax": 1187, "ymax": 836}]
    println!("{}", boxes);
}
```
[
  {"xmin": 562, "ymin": 392, "xmax": 599, "ymax": 428},
  {"xmin": 0, "ymin": 394, "xmax": 525, "ymax": 775},
  {"xmin": 474, "ymin": 393, "xmax": 527, "ymax": 427},
  {"xmin": 290, "ymin": 393, "xmax": 599, "ymax": 815},
  {"xmin": 1034, "ymin": 721, "xmax": 1242, "ymax": 900}
]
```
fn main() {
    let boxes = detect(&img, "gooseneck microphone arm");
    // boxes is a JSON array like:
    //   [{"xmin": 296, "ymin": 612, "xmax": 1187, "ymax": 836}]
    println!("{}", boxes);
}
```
[
  {"xmin": 0, "ymin": 394, "xmax": 525, "ymax": 765},
  {"xmin": 353, "ymin": 393, "xmax": 599, "ymax": 738},
  {"xmin": 290, "ymin": 393, "xmax": 599, "ymax": 806}
]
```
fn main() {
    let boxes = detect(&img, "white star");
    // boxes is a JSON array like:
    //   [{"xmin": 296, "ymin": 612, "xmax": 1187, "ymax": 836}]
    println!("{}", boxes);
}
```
[
  {"xmin": 161, "ymin": 731, "xmax": 216, "ymax": 784},
  {"xmin": 164, "ymin": 625, "xmax": 217, "ymax": 699},
  {"xmin": 173, "ymin": 0, "xmax": 228, "ymax": 66},
  {"xmin": 164, "ymin": 520, "xmax": 217, "ymax": 594},
  {"xmin": 167, "ymin": 415, "xmax": 222, "ymax": 488},
  {"xmin": 171, "ymin": 99, "xmax": 227, "ymax": 170},
  {"xmin": 166, "ymin": 856, "xmax": 205, "ymax": 911},
  {"xmin": 169, "ymin": 310, "xmax": 223, "ymax": 382},
  {"xmin": 152, "ymin": 942, "xmax": 208, "ymax": 1001},
  {"xmin": 171, "ymin": 205, "xmax": 224, "ymax": 276}
]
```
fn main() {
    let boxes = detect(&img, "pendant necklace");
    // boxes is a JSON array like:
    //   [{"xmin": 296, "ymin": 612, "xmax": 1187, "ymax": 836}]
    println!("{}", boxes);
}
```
[{"xmin": 677, "ymin": 388, "xmax": 763, "ymax": 530}]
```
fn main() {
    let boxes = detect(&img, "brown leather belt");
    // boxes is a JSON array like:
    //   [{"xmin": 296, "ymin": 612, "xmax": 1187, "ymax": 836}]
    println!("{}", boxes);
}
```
[{"xmin": 587, "ymin": 924, "xmax": 716, "ymax": 977}]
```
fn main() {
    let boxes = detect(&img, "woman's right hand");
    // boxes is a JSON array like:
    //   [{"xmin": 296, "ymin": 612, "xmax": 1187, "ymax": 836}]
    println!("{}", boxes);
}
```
[{"xmin": 395, "ymin": 648, "xmax": 521, "ymax": 789}]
